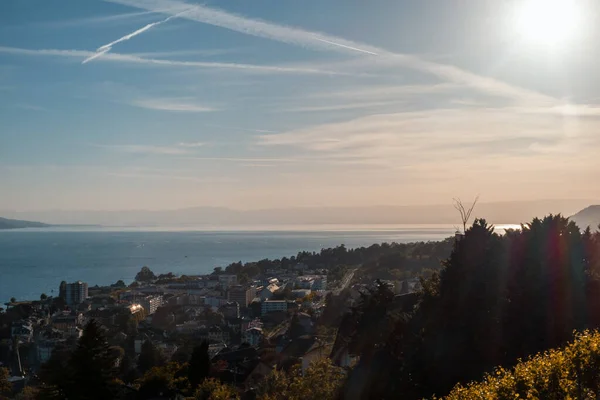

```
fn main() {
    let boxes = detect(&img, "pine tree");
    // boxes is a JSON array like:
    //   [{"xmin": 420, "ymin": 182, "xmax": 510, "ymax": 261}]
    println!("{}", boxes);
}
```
[
  {"xmin": 138, "ymin": 339, "xmax": 166, "ymax": 374},
  {"xmin": 188, "ymin": 341, "xmax": 211, "ymax": 388},
  {"xmin": 67, "ymin": 319, "xmax": 119, "ymax": 400}
]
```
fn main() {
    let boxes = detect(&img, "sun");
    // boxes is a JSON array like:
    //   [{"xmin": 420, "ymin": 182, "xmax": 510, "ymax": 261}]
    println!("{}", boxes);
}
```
[{"xmin": 515, "ymin": 0, "xmax": 582, "ymax": 47}]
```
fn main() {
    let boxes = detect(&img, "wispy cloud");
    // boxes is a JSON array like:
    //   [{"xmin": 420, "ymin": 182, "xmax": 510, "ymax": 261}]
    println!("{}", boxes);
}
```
[
  {"xmin": 257, "ymin": 106, "xmax": 600, "ymax": 170},
  {"xmin": 305, "ymin": 83, "xmax": 459, "ymax": 100},
  {"xmin": 0, "ymin": 46, "xmax": 349, "ymax": 75},
  {"xmin": 204, "ymin": 123, "xmax": 278, "ymax": 133},
  {"xmin": 282, "ymin": 101, "xmax": 399, "ymax": 113},
  {"xmin": 131, "ymin": 48, "xmax": 242, "ymax": 58},
  {"xmin": 106, "ymin": 0, "xmax": 557, "ymax": 104},
  {"xmin": 83, "ymin": 10, "xmax": 187, "ymax": 64},
  {"xmin": 130, "ymin": 98, "xmax": 216, "ymax": 112},
  {"xmin": 95, "ymin": 144, "xmax": 191, "ymax": 155},
  {"xmin": 37, "ymin": 10, "xmax": 158, "ymax": 28},
  {"xmin": 95, "ymin": 141, "xmax": 208, "ymax": 154},
  {"xmin": 108, "ymin": 171, "xmax": 236, "ymax": 183},
  {"xmin": 177, "ymin": 142, "xmax": 204, "ymax": 147},
  {"xmin": 15, "ymin": 104, "xmax": 47, "ymax": 111}
]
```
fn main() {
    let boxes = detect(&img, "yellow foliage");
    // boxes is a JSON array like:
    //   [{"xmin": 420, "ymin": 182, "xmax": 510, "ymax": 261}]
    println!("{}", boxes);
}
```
[
  {"xmin": 257, "ymin": 359, "xmax": 345, "ymax": 400},
  {"xmin": 439, "ymin": 330, "xmax": 600, "ymax": 399},
  {"xmin": 195, "ymin": 378, "xmax": 239, "ymax": 400}
]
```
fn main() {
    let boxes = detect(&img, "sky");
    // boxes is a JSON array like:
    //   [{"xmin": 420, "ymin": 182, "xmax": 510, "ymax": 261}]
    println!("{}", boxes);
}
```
[{"xmin": 1, "ymin": 0, "xmax": 600, "ymax": 212}]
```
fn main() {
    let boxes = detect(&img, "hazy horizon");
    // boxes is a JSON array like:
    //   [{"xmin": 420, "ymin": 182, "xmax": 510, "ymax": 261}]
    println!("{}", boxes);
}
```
[{"xmin": 2, "ymin": 198, "xmax": 596, "ymax": 226}]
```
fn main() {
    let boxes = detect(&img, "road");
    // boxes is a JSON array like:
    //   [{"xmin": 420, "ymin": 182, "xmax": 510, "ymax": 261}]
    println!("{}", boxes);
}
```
[
  {"xmin": 267, "ymin": 268, "xmax": 357, "ymax": 340},
  {"xmin": 334, "ymin": 268, "xmax": 356, "ymax": 296},
  {"xmin": 266, "ymin": 320, "xmax": 289, "ymax": 340},
  {"xmin": 314, "ymin": 268, "xmax": 357, "ymax": 309}
]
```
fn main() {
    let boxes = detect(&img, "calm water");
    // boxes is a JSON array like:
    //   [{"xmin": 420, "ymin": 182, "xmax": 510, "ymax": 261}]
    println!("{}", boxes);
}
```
[{"xmin": 0, "ymin": 224, "xmax": 515, "ymax": 303}]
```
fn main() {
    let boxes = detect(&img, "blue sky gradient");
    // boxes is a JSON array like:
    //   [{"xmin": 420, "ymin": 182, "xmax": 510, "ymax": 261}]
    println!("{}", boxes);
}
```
[{"xmin": 1, "ymin": 0, "xmax": 600, "ymax": 211}]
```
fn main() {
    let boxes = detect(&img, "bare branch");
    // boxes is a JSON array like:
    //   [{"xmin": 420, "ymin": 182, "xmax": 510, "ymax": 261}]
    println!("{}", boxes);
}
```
[{"xmin": 453, "ymin": 195, "xmax": 480, "ymax": 233}]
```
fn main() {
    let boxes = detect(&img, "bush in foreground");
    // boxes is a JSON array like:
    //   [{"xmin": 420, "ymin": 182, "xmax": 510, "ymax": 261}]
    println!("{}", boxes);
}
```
[{"xmin": 441, "ymin": 330, "xmax": 600, "ymax": 399}]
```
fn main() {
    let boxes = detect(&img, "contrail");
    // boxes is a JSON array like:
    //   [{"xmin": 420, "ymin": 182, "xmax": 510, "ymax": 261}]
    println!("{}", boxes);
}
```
[
  {"xmin": 105, "ymin": 0, "xmax": 556, "ymax": 104},
  {"xmin": 313, "ymin": 37, "xmax": 378, "ymax": 56},
  {"xmin": 82, "ymin": 9, "xmax": 188, "ymax": 64},
  {"xmin": 81, "ymin": 48, "xmax": 111, "ymax": 64}
]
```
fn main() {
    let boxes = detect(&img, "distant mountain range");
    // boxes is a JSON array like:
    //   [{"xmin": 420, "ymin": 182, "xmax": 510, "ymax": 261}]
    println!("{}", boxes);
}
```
[
  {"xmin": 569, "ymin": 205, "xmax": 600, "ymax": 229},
  {"xmin": 2, "ymin": 199, "xmax": 597, "ymax": 227},
  {"xmin": 0, "ymin": 217, "xmax": 51, "ymax": 230}
]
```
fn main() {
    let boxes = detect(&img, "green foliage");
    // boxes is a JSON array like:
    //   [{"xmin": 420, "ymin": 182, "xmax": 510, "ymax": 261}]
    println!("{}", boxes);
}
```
[
  {"xmin": 40, "ymin": 293, "xmax": 47, "ymax": 300},
  {"xmin": 337, "ymin": 215, "xmax": 600, "ymax": 399},
  {"xmin": 138, "ymin": 340, "xmax": 166, "ymax": 374},
  {"xmin": 135, "ymin": 266, "xmax": 156, "ymax": 283},
  {"xmin": 111, "ymin": 280, "xmax": 126, "ymax": 288},
  {"xmin": 68, "ymin": 319, "xmax": 121, "ymax": 399},
  {"xmin": 347, "ymin": 281, "xmax": 397, "ymax": 359},
  {"xmin": 38, "ymin": 319, "xmax": 121, "ymax": 400},
  {"xmin": 219, "ymin": 242, "xmax": 453, "ymax": 284},
  {"xmin": 441, "ymin": 330, "xmax": 600, "ymax": 399}
]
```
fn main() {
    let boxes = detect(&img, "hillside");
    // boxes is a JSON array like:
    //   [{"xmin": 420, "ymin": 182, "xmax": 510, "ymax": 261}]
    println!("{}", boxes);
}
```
[
  {"xmin": 0, "ymin": 217, "xmax": 51, "ymax": 230},
  {"xmin": 570, "ymin": 205, "xmax": 600, "ymax": 229}
]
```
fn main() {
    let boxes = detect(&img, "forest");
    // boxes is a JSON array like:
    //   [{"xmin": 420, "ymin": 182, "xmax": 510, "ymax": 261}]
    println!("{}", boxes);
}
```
[
  {"xmin": 216, "ymin": 237, "xmax": 455, "ymax": 285},
  {"xmin": 335, "ymin": 215, "xmax": 600, "ymax": 399}
]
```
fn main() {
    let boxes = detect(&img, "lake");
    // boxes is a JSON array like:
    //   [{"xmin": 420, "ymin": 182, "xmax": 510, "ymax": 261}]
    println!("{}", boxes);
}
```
[{"xmin": 0, "ymin": 224, "xmax": 518, "ymax": 302}]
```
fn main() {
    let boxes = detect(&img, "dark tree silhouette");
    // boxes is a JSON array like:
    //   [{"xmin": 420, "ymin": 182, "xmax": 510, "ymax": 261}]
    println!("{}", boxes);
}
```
[
  {"xmin": 138, "ymin": 340, "xmax": 166, "ymax": 374},
  {"xmin": 39, "ymin": 320, "xmax": 119, "ymax": 400},
  {"xmin": 135, "ymin": 266, "xmax": 156, "ymax": 283},
  {"xmin": 67, "ymin": 319, "xmax": 120, "ymax": 400},
  {"xmin": 337, "ymin": 215, "xmax": 600, "ymax": 399},
  {"xmin": 59, "ymin": 281, "xmax": 67, "ymax": 300},
  {"xmin": 188, "ymin": 341, "xmax": 211, "ymax": 388}
]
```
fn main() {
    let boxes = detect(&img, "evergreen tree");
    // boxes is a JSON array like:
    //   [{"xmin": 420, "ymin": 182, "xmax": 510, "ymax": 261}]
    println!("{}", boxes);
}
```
[
  {"xmin": 188, "ymin": 341, "xmax": 211, "ymax": 388},
  {"xmin": 288, "ymin": 313, "xmax": 306, "ymax": 339},
  {"xmin": 138, "ymin": 339, "xmax": 166, "ymax": 374},
  {"xmin": 67, "ymin": 319, "xmax": 120, "ymax": 400},
  {"xmin": 58, "ymin": 281, "xmax": 66, "ymax": 300},
  {"xmin": 135, "ymin": 266, "xmax": 156, "ymax": 283}
]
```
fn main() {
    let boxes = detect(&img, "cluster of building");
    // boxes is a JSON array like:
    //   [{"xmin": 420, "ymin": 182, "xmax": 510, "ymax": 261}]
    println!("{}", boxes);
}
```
[{"xmin": 2, "ymin": 267, "xmax": 331, "ymax": 383}]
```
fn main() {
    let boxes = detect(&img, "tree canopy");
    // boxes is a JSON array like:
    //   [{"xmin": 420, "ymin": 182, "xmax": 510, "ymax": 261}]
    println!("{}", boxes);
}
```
[
  {"xmin": 135, "ymin": 266, "xmax": 156, "ymax": 283},
  {"xmin": 38, "ymin": 319, "xmax": 121, "ymax": 400},
  {"xmin": 188, "ymin": 341, "xmax": 211, "ymax": 388},
  {"xmin": 337, "ymin": 215, "xmax": 600, "ymax": 399},
  {"xmin": 138, "ymin": 340, "xmax": 166, "ymax": 374}
]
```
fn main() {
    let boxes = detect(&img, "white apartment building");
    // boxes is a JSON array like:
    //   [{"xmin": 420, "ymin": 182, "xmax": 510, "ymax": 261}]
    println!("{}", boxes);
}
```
[{"xmin": 261, "ymin": 300, "xmax": 288, "ymax": 316}]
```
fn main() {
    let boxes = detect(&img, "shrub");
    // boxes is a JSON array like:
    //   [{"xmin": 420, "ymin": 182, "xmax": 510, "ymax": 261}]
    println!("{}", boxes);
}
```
[{"xmin": 441, "ymin": 330, "xmax": 600, "ymax": 399}]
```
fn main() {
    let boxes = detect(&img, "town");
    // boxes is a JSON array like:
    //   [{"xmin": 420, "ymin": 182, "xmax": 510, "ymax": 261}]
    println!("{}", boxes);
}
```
[{"xmin": 1, "ymin": 251, "xmax": 426, "ymax": 397}]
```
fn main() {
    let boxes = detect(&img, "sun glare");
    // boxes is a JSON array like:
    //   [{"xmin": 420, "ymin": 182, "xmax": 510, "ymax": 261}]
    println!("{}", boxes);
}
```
[{"xmin": 516, "ymin": 0, "xmax": 582, "ymax": 47}]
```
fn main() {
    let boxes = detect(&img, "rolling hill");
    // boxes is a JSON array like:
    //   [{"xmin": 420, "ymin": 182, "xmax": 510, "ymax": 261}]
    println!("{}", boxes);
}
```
[
  {"xmin": 570, "ymin": 205, "xmax": 600, "ymax": 229},
  {"xmin": 0, "ymin": 217, "xmax": 51, "ymax": 230}
]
